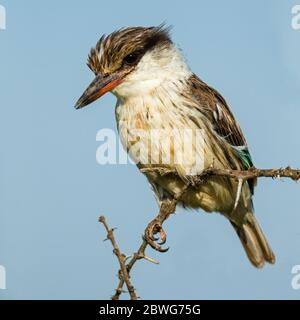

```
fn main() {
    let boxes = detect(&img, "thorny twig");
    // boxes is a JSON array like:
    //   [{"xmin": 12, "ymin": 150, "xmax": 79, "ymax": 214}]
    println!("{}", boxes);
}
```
[
  {"xmin": 100, "ymin": 165, "xmax": 300, "ymax": 299},
  {"xmin": 101, "ymin": 198, "xmax": 178, "ymax": 300},
  {"xmin": 99, "ymin": 216, "xmax": 138, "ymax": 300},
  {"xmin": 140, "ymin": 166, "xmax": 300, "ymax": 182}
]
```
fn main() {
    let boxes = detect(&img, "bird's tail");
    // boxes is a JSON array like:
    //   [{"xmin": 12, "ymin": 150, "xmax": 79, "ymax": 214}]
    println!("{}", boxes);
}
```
[{"xmin": 230, "ymin": 214, "xmax": 275, "ymax": 268}]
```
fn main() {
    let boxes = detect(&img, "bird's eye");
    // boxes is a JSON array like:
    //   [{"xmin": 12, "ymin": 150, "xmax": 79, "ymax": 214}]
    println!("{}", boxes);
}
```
[{"xmin": 123, "ymin": 52, "xmax": 140, "ymax": 65}]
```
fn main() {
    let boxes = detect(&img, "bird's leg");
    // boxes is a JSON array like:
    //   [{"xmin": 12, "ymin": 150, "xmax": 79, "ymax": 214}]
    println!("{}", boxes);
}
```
[{"xmin": 144, "ymin": 199, "xmax": 177, "ymax": 252}]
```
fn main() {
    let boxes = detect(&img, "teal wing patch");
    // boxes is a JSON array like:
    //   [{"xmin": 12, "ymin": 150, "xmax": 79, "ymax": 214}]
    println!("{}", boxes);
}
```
[{"xmin": 235, "ymin": 147, "xmax": 253, "ymax": 169}]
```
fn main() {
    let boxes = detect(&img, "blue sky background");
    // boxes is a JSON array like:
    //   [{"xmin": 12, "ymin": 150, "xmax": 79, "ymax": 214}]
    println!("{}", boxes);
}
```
[{"xmin": 0, "ymin": 0, "xmax": 300, "ymax": 299}]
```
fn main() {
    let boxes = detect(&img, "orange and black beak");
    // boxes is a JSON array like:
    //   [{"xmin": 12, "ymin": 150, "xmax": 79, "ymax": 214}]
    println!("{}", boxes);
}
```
[{"xmin": 74, "ymin": 71, "xmax": 125, "ymax": 109}]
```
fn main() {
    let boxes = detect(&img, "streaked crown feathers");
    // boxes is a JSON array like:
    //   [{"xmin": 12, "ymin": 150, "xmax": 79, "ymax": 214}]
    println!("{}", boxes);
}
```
[{"xmin": 87, "ymin": 25, "xmax": 172, "ymax": 75}]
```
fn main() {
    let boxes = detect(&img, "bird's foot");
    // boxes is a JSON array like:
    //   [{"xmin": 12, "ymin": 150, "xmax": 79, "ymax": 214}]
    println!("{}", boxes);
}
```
[{"xmin": 144, "ymin": 218, "xmax": 169, "ymax": 252}]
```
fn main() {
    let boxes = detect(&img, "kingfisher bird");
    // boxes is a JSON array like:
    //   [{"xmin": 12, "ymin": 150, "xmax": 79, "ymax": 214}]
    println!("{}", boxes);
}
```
[{"xmin": 75, "ymin": 25, "xmax": 275, "ymax": 268}]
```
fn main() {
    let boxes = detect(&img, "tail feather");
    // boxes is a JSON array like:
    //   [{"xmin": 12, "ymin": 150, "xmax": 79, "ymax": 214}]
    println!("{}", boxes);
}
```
[{"xmin": 231, "ymin": 214, "xmax": 275, "ymax": 268}]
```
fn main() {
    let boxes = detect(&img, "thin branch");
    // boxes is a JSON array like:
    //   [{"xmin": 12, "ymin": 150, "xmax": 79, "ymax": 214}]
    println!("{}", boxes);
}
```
[
  {"xmin": 111, "ymin": 200, "xmax": 178, "ymax": 300},
  {"xmin": 99, "ymin": 216, "xmax": 138, "ymax": 300},
  {"xmin": 101, "ymin": 165, "xmax": 300, "ymax": 299},
  {"xmin": 141, "ymin": 166, "xmax": 300, "ymax": 182},
  {"xmin": 112, "ymin": 240, "xmax": 147, "ymax": 300},
  {"xmin": 111, "ymin": 193, "xmax": 186, "ymax": 299}
]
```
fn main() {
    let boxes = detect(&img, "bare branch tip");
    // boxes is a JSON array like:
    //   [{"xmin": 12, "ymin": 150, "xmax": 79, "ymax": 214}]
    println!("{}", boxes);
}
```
[{"xmin": 99, "ymin": 215, "xmax": 106, "ymax": 223}]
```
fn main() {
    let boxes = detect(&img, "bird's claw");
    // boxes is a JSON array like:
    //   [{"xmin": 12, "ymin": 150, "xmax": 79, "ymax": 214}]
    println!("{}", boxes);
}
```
[
  {"xmin": 144, "ymin": 219, "xmax": 169, "ymax": 252},
  {"xmin": 158, "ymin": 228, "xmax": 167, "ymax": 245}
]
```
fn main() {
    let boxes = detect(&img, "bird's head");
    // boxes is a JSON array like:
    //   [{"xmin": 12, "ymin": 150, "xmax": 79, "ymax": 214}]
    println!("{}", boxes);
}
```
[{"xmin": 75, "ymin": 25, "xmax": 190, "ymax": 109}]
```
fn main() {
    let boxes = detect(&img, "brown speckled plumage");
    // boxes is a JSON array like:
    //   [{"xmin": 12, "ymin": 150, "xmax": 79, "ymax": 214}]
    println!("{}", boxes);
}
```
[{"xmin": 185, "ymin": 74, "xmax": 256, "ymax": 194}]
